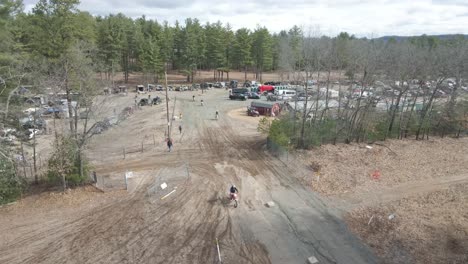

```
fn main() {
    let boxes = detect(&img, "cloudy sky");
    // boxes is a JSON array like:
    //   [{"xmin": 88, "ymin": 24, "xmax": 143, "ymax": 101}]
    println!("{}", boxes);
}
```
[{"xmin": 23, "ymin": 0, "xmax": 468, "ymax": 37}]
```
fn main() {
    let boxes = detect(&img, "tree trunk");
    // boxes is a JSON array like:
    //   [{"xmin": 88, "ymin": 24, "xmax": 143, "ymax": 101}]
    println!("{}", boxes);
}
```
[
  {"xmin": 387, "ymin": 88, "xmax": 404, "ymax": 138},
  {"xmin": 20, "ymin": 141, "xmax": 27, "ymax": 179},
  {"xmin": 244, "ymin": 65, "xmax": 247, "ymax": 81},
  {"xmin": 124, "ymin": 52, "xmax": 129, "ymax": 83},
  {"xmin": 319, "ymin": 69, "xmax": 331, "ymax": 122},
  {"xmin": 416, "ymin": 80, "xmax": 443, "ymax": 140},
  {"xmin": 74, "ymin": 102, "xmax": 79, "ymax": 139},
  {"xmin": 65, "ymin": 63, "xmax": 75, "ymax": 136},
  {"xmin": 78, "ymin": 148, "xmax": 83, "ymax": 179},
  {"xmin": 299, "ymin": 72, "xmax": 310, "ymax": 148},
  {"xmin": 397, "ymin": 92, "xmax": 409, "ymax": 139},
  {"xmin": 33, "ymin": 105, "xmax": 38, "ymax": 184},
  {"xmin": 403, "ymin": 93, "xmax": 418, "ymax": 138},
  {"xmin": 4, "ymin": 86, "xmax": 20, "ymax": 122},
  {"xmin": 312, "ymin": 72, "xmax": 321, "ymax": 124},
  {"xmin": 333, "ymin": 72, "xmax": 343, "ymax": 145}
]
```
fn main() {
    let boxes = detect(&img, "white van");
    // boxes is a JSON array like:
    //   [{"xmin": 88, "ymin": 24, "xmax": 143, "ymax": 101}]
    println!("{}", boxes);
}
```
[{"xmin": 275, "ymin": 89, "xmax": 296, "ymax": 100}]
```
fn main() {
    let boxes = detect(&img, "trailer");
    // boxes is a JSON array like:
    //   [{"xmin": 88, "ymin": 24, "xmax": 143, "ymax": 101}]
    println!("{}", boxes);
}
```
[{"xmin": 250, "ymin": 101, "xmax": 281, "ymax": 116}]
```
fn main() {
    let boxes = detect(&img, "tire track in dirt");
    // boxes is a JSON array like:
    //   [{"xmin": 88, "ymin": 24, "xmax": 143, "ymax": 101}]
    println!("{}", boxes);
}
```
[{"xmin": 332, "ymin": 173, "xmax": 468, "ymax": 210}]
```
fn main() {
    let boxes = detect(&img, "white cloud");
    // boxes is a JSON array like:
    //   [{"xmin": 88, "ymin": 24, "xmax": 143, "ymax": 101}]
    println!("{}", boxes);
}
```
[{"xmin": 22, "ymin": 0, "xmax": 468, "ymax": 37}]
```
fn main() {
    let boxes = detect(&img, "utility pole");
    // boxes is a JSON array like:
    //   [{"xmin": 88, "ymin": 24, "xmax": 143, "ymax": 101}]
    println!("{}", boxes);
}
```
[{"xmin": 165, "ymin": 68, "xmax": 170, "ymax": 139}]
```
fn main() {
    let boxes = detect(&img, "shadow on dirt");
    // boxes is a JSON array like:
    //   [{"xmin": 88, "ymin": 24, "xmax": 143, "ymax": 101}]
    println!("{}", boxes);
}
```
[{"xmin": 207, "ymin": 191, "xmax": 237, "ymax": 208}]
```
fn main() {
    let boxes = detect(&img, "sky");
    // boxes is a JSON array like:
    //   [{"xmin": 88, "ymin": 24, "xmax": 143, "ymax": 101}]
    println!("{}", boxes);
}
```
[{"xmin": 22, "ymin": 0, "xmax": 468, "ymax": 37}]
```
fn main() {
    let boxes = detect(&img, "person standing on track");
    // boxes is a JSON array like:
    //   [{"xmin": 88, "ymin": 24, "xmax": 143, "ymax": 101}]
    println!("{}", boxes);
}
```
[
  {"xmin": 215, "ymin": 110, "xmax": 219, "ymax": 120},
  {"xmin": 178, "ymin": 125, "xmax": 182, "ymax": 134},
  {"xmin": 192, "ymin": 95, "xmax": 195, "ymax": 102},
  {"xmin": 167, "ymin": 138, "xmax": 173, "ymax": 152}
]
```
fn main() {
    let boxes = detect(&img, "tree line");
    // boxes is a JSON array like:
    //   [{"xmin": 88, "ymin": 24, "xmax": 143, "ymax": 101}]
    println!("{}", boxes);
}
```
[
  {"xmin": 2, "ymin": 0, "xmax": 285, "ymax": 87},
  {"xmin": 262, "ymin": 30, "xmax": 468, "ymax": 149}
]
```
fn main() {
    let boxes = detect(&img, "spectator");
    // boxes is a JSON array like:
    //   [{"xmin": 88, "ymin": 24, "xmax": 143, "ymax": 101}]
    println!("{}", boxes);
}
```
[{"xmin": 167, "ymin": 138, "xmax": 173, "ymax": 152}]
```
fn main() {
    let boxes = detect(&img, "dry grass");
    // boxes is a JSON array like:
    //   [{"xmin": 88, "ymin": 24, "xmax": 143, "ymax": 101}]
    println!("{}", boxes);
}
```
[
  {"xmin": 303, "ymin": 138, "xmax": 468, "ymax": 195},
  {"xmin": 294, "ymin": 137, "xmax": 468, "ymax": 263},
  {"xmin": 346, "ymin": 183, "xmax": 468, "ymax": 264}
]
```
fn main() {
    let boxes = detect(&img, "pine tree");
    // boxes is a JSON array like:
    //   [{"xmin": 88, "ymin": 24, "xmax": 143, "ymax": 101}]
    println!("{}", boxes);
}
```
[
  {"xmin": 233, "ymin": 28, "xmax": 252, "ymax": 81},
  {"xmin": 251, "ymin": 27, "xmax": 273, "ymax": 81}
]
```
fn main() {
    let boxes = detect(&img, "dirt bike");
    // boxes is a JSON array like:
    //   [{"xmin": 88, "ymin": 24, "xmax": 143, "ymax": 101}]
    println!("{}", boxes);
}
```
[{"xmin": 229, "ymin": 193, "xmax": 238, "ymax": 208}]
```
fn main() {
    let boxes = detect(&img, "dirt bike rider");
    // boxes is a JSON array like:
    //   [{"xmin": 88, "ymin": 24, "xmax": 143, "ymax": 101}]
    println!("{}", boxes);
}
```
[
  {"xmin": 201, "ymin": 99, "xmax": 204, "ymax": 106},
  {"xmin": 230, "ymin": 184, "xmax": 238, "ymax": 199},
  {"xmin": 215, "ymin": 110, "xmax": 219, "ymax": 119}
]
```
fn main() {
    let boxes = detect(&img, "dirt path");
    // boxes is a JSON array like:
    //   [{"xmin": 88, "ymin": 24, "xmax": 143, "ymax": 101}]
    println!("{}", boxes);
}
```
[
  {"xmin": 0, "ymin": 90, "xmax": 377, "ymax": 264},
  {"xmin": 331, "ymin": 173, "xmax": 468, "ymax": 210}
]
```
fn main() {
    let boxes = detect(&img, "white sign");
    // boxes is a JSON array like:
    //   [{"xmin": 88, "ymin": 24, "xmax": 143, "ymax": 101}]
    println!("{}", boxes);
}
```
[{"xmin": 125, "ymin": 171, "xmax": 134, "ymax": 179}]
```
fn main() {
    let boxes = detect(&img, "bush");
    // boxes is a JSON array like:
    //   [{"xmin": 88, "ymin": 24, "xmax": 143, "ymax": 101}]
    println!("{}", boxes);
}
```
[
  {"xmin": 46, "ymin": 136, "xmax": 90, "ymax": 188},
  {"xmin": 0, "ymin": 149, "xmax": 24, "ymax": 204},
  {"xmin": 269, "ymin": 118, "xmax": 294, "ymax": 147}
]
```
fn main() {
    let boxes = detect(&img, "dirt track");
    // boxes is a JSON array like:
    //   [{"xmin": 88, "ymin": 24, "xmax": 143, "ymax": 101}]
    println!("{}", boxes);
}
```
[{"xmin": 0, "ymin": 90, "xmax": 377, "ymax": 263}]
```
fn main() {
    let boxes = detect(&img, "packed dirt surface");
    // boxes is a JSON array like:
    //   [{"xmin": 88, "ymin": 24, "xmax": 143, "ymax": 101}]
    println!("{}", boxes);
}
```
[
  {"xmin": 227, "ymin": 107, "xmax": 266, "ymax": 127},
  {"xmin": 0, "ymin": 89, "xmax": 377, "ymax": 264}
]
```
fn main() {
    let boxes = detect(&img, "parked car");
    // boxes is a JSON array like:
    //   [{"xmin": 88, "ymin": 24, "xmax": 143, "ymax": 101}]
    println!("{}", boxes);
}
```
[
  {"xmin": 136, "ymin": 85, "xmax": 146, "ymax": 94},
  {"xmin": 247, "ymin": 92, "xmax": 260, "ymax": 99},
  {"xmin": 247, "ymin": 106, "xmax": 260, "ymax": 117},
  {"xmin": 214, "ymin": 82, "xmax": 225, "ymax": 88},
  {"xmin": 266, "ymin": 94, "xmax": 278, "ymax": 101},
  {"xmin": 201, "ymin": 82, "xmax": 214, "ymax": 90},
  {"xmin": 229, "ymin": 93, "xmax": 247, "ymax": 100},
  {"xmin": 192, "ymin": 84, "xmax": 200, "ymax": 90},
  {"xmin": 26, "ymin": 129, "xmax": 40, "ymax": 140},
  {"xmin": 156, "ymin": 85, "xmax": 164, "ymax": 91},
  {"xmin": 294, "ymin": 93, "xmax": 311, "ymax": 101},
  {"xmin": 22, "ymin": 118, "xmax": 46, "ymax": 130},
  {"xmin": 230, "ymin": 80, "xmax": 238, "ymax": 88},
  {"xmin": 139, "ymin": 98, "xmax": 149, "ymax": 106},
  {"xmin": 152, "ymin": 96, "xmax": 162, "ymax": 105}
]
